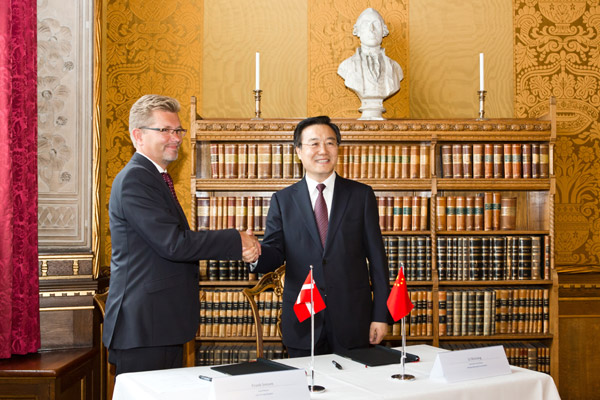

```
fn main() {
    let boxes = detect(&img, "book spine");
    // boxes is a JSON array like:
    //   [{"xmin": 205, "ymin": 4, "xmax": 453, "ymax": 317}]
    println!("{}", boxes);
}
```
[
  {"xmin": 210, "ymin": 144, "xmax": 219, "ymax": 178},
  {"xmin": 436, "ymin": 237, "xmax": 446, "ymax": 280},
  {"xmin": 420, "ymin": 196, "xmax": 428, "ymax": 231},
  {"xmin": 224, "ymin": 144, "xmax": 238, "ymax": 179},
  {"xmin": 512, "ymin": 143, "xmax": 522, "ymax": 178},
  {"xmin": 257, "ymin": 143, "xmax": 272, "ymax": 179},
  {"xmin": 436, "ymin": 196, "xmax": 447, "ymax": 231},
  {"xmin": 500, "ymin": 196, "xmax": 517, "ymax": 230},
  {"xmin": 462, "ymin": 144, "xmax": 472, "ymax": 178},
  {"xmin": 474, "ymin": 195, "xmax": 484, "ymax": 230},
  {"xmin": 452, "ymin": 144, "xmax": 463, "ymax": 178},
  {"xmin": 522, "ymin": 143, "xmax": 532, "ymax": 178},
  {"xmin": 197, "ymin": 196, "xmax": 210, "ymax": 230},
  {"xmin": 393, "ymin": 196, "xmax": 402, "ymax": 231},
  {"xmin": 410, "ymin": 145, "xmax": 420, "ymax": 178},
  {"xmin": 455, "ymin": 196, "xmax": 466, "ymax": 231},
  {"xmin": 438, "ymin": 291, "xmax": 447, "ymax": 336},
  {"xmin": 247, "ymin": 144, "xmax": 258, "ymax": 179},
  {"xmin": 271, "ymin": 144, "xmax": 283, "ymax": 179},
  {"xmin": 531, "ymin": 143, "xmax": 540, "ymax": 178},
  {"xmin": 484, "ymin": 192, "xmax": 493, "ymax": 231},
  {"xmin": 503, "ymin": 143, "xmax": 513, "ymax": 179},
  {"xmin": 540, "ymin": 143, "xmax": 549, "ymax": 178},
  {"xmin": 386, "ymin": 197, "xmax": 394, "ymax": 232},
  {"xmin": 374, "ymin": 145, "xmax": 381, "ymax": 179},
  {"xmin": 282, "ymin": 144, "xmax": 293, "ymax": 179},
  {"xmin": 420, "ymin": 145, "xmax": 430, "ymax": 178},
  {"xmin": 293, "ymin": 151, "xmax": 303, "ymax": 178},
  {"xmin": 353, "ymin": 146, "xmax": 361, "ymax": 179},
  {"xmin": 473, "ymin": 144, "xmax": 484, "ymax": 179},
  {"xmin": 445, "ymin": 196, "xmax": 455, "ymax": 231},
  {"xmin": 401, "ymin": 145, "xmax": 410, "ymax": 178},
  {"xmin": 484, "ymin": 144, "xmax": 493, "ymax": 178},
  {"xmin": 465, "ymin": 196, "xmax": 475, "ymax": 231},
  {"xmin": 493, "ymin": 144, "xmax": 503, "ymax": 178},
  {"xmin": 441, "ymin": 144, "xmax": 452, "ymax": 178},
  {"xmin": 218, "ymin": 144, "xmax": 225, "ymax": 179},
  {"xmin": 492, "ymin": 192, "xmax": 501, "ymax": 230}
]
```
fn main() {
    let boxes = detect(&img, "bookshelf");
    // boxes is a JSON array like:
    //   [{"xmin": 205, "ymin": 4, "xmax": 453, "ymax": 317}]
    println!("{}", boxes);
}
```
[{"xmin": 188, "ymin": 96, "xmax": 558, "ymax": 380}]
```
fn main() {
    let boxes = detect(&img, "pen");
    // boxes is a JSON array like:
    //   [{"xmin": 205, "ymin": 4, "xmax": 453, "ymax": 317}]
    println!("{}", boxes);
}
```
[
  {"xmin": 198, "ymin": 375, "xmax": 213, "ymax": 382},
  {"xmin": 332, "ymin": 360, "xmax": 343, "ymax": 370}
]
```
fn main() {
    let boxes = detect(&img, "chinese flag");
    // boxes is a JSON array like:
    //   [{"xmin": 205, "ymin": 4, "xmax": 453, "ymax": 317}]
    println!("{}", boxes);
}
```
[
  {"xmin": 387, "ymin": 267, "xmax": 414, "ymax": 322},
  {"xmin": 294, "ymin": 270, "xmax": 326, "ymax": 322}
]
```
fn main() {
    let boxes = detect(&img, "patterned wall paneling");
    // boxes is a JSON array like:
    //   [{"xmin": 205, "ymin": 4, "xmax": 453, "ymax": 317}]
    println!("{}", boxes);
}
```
[
  {"xmin": 514, "ymin": 0, "xmax": 600, "ymax": 273},
  {"xmin": 202, "ymin": 0, "xmax": 307, "ymax": 119},
  {"xmin": 410, "ymin": 0, "xmax": 513, "ymax": 119},
  {"xmin": 101, "ymin": 0, "xmax": 203, "ymax": 266},
  {"xmin": 37, "ymin": 0, "xmax": 93, "ymax": 249},
  {"xmin": 308, "ymin": 0, "xmax": 408, "ymax": 119}
]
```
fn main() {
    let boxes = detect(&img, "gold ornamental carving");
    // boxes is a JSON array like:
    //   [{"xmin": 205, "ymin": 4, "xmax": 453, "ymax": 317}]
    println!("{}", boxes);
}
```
[{"xmin": 514, "ymin": 0, "xmax": 600, "ymax": 272}]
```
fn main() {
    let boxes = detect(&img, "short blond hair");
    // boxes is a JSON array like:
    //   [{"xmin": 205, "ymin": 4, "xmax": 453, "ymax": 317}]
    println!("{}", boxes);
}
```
[{"xmin": 128, "ymin": 95, "xmax": 180, "ymax": 147}]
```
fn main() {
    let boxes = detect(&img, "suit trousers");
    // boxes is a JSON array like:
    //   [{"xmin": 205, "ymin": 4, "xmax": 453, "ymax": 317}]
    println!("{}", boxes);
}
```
[
  {"xmin": 285, "ymin": 309, "xmax": 344, "ymax": 358},
  {"xmin": 109, "ymin": 344, "xmax": 183, "ymax": 376}
]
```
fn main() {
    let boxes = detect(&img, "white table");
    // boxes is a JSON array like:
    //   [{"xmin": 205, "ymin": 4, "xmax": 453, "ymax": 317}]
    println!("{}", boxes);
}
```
[{"xmin": 112, "ymin": 344, "xmax": 560, "ymax": 400}]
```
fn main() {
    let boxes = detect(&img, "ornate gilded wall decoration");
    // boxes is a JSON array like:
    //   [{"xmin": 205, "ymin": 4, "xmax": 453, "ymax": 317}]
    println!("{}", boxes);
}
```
[
  {"xmin": 514, "ymin": 0, "xmax": 600, "ymax": 272},
  {"xmin": 37, "ymin": 0, "xmax": 93, "ymax": 250},
  {"xmin": 308, "ymin": 0, "xmax": 408, "ymax": 119},
  {"xmin": 102, "ymin": 0, "xmax": 203, "ymax": 266}
]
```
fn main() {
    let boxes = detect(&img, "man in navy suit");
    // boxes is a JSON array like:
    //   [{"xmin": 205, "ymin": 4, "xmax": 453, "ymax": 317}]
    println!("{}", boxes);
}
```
[
  {"xmin": 103, "ymin": 95, "xmax": 260, "ymax": 375},
  {"xmin": 252, "ymin": 116, "xmax": 389, "ymax": 357}
]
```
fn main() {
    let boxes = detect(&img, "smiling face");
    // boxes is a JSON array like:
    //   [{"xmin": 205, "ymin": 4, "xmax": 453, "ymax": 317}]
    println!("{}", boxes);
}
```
[
  {"xmin": 295, "ymin": 124, "xmax": 339, "ymax": 182},
  {"xmin": 132, "ymin": 110, "xmax": 183, "ymax": 169}
]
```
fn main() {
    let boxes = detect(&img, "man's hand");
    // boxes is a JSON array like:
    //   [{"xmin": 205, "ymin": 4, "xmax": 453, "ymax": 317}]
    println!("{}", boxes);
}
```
[
  {"xmin": 369, "ymin": 321, "xmax": 388, "ymax": 345},
  {"xmin": 240, "ymin": 229, "xmax": 261, "ymax": 263}
]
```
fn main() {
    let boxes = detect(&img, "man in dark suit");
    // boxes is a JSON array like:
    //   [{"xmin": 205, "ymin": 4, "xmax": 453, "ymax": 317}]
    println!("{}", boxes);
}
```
[
  {"xmin": 103, "ymin": 95, "xmax": 260, "ymax": 375},
  {"xmin": 252, "ymin": 116, "xmax": 389, "ymax": 357}
]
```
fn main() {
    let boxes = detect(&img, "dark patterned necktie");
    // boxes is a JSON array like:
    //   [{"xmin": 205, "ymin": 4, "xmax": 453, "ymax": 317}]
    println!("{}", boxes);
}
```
[
  {"xmin": 314, "ymin": 183, "xmax": 328, "ymax": 247},
  {"xmin": 161, "ymin": 172, "xmax": 179, "ymax": 203}
]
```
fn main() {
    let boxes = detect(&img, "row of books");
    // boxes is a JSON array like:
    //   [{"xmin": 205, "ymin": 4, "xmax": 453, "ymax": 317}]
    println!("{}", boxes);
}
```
[
  {"xmin": 197, "ymin": 196, "xmax": 271, "ymax": 231},
  {"xmin": 210, "ymin": 143, "xmax": 303, "ymax": 179},
  {"xmin": 438, "ymin": 287, "xmax": 549, "ymax": 336},
  {"xmin": 440, "ymin": 143, "xmax": 550, "ymax": 179},
  {"xmin": 436, "ymin": 235, "xmax": 550, "ymax": 281},
  {"xmin": 195, "ymin": 343, "xmax": 287, "ymax": 366},
  {"xmin": 377, "ymin": 196, "xmax": 429, "ymax": 231},
  {"xmin": 439, "ymin": 342, "xmax": 550, "ymax": 373},
  {"xmin": 199, "ymin": 289, "xmax": 281, "ymax": 339},
  {"xmin": 436, "ymin": 193, "xmax": 517, "ymax": 231},
  {"xmin": 383, "ymin": 236, "xmax": 432, "ymax": 282},
  {"xmin": 200, "ymin": 259, "xmax": 257, "ymax": 282},
  {"xmin": 196, "ymin": 195, "xmax": 429, "ymax": 233},
  {"xmin": 334, "ymin": 144, "xmax": 431, "ymax": 179}
]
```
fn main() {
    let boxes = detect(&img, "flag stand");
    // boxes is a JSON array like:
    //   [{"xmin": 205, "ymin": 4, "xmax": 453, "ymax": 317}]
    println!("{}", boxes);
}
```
[
  {"xmin": 308, "ymin": 265, "xmax": 325, "ymax": 393},
  {"xmin": 391, "ymin": 316, "xmax": 415, "ymax": 381}
]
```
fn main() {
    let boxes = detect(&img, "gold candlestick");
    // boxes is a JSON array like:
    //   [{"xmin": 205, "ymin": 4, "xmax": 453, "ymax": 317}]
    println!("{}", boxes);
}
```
[
  {"xmin": 252, "ymin": 89, "xmax": 263, "ymax": 120},
  {"xmin": 477, "ymin": 90, "xmax": 487, "ymax": 120}
]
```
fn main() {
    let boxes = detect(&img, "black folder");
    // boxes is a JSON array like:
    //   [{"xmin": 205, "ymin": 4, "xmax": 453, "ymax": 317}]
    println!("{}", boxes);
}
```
[
  {"xmin": 210, "ymin": 357, "xmax": 298, "ymax": 376},
  {"xmin": 336, "ymin": 345, "xmax": 419, "ymax": 367}
]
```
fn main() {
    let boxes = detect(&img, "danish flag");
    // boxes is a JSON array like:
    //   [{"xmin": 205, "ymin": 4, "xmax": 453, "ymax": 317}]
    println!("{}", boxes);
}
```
[{"xmin": 294, "ymin": 270, "xmax": 326, "ymax": 322}]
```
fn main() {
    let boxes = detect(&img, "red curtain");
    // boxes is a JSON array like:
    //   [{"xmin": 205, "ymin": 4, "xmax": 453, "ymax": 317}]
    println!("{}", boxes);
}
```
[{"xmin": 0, "ymin": 0, "xmax": 40, "ymax": 358}]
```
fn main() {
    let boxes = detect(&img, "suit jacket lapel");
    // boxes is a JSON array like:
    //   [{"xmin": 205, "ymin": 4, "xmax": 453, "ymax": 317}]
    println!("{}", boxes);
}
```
[
  {"xmin": 133, "ymin": 153, "xmax": 189, "ymax": 228},
  {"xmin": 292, "ymin": 178, "xmax": 323, "ymax": 251},
  {"xmin": 326, "ymin": 175, "xmax": 350, "ymax": 251}
]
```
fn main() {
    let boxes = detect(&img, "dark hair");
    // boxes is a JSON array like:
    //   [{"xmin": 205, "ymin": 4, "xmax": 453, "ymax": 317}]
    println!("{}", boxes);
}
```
[{"xmin": 293, "ymin": 116, "xmax": 341, "ymax": 148}]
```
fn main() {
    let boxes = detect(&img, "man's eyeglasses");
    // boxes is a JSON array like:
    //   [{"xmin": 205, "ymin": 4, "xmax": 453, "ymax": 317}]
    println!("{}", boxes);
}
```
[
  {"xmin": 301, "ymin": 140, "xmax": 338, "ymax": 149},
  {"xmin": 140, "ymin": 127, "xmax": 187, "ymax": 138}
]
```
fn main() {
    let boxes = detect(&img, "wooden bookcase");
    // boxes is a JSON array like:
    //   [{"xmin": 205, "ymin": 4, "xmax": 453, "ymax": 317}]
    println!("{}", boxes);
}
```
[{"xmin": 188, "ymin": 96, "xmax": 558, "ymax": 382}]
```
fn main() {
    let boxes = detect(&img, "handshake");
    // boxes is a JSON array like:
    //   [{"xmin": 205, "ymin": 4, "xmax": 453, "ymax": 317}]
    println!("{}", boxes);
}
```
[{"xmin": 239, "ymin": 229, "xmax": 261, "ymax": 263}]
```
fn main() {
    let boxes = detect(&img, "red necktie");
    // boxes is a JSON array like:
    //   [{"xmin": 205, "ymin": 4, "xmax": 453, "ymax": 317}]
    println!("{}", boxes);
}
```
[
  {"xmin": 314, "ymin": 183, "xmax": 328, "ymax": 247},
  {"xmin": 161, "ymin": 172, "xmax": 179, "ymax": 203}
]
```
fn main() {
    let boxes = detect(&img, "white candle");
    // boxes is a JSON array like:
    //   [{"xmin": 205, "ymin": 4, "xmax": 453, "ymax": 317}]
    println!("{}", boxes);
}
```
[
  {"xmin": 479, "ymin": 53, "xmax": 484, "ymax": 91},
  {"xmin": 255, "ymin": 52, "xmax": 260, "ymax": 91}
]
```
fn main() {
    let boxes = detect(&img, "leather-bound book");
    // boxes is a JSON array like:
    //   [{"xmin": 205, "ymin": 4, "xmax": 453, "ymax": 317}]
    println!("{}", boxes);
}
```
[
  {"xmin": 511, "ymin": 143, "xmax": 522, "ymax": 178},
  {"xmin": 473, "ymin": 144, "xmax": 484, "ymax": 178},
  {"xmin": 441, "ymin": 144, "xmax": 452, "ymax": 178},
  {"xmin": 483, "ymin": 192, "xmax": 493, "ymax": 231},
  {"xmin": 522, "ymin": 143, "xmax": 531, "ymax": 178},
  {"xmin": 210, "ymin": 143, "xmax": 219, "ymax": 178},
  {"xmin": 465, "ymin": 196, "xmax": 475, "ymax": 231},
  {"xmin": 224, "ymin": 144, "xmax": 238, "ymax": 179},
  {"xmin": 500, "ymin": 197, "xmax": 517, "ymax": 230},
  {"xmin": 452, "ymin": 144, "xmax": 463, "ymax": 178},
  {"xmin": 492, "ymin": 192, "xmax": 501, "ymax": 230},
  {"xmin": 531, "ymin": 143, "xmax": 540, "ymax": 178},
  {"xmin": 197, "ymin": 196, "xmax": 210, "ymax": 230},
  {"xmin": 353, "ymin": 145, "xmax": 361, "ymax": 179},
  {"xmin": 503, "ymin": 143, "xmax": 512, "ymax": 179},
  {"xmin": 474, "ymin": 195, "xmax": 484, "ymax": 230},
  {"xmin": 282, "ymin": 144, "xmax": 293, "ymax": 179},
  {"xmin": 436, "ymin": 196, "xmax": 447, "ymax": 231},
  {"xmin": 446, "ymin": 196, "xmax": 456, "ymax": 231},
  {"xmin": 218, "ymin": 143, "xmax": 225, "ymax": 179},
  {"xmin": 539, "ymin": 143, "xmax": 549, "ymax": 178},
  {"xmin": 393, "ymin": 196, "xmax": 403, "ymax": 231},
  {"xmin": 401, "ymin": 145, "xmax": 410, "ymax": 178},
  {"xmin": 238, "ymin": 144, "xmax": 248, "ymax": 179},
  {"xmin": 410, "ymin": 145, "xmax": 420, "ymax": 178},
  {"xmin": 271, "ymin": 144, "xmax": 283, "ymax": 179},
  {"xmin": 257, "ymin": 143, "xmax": 272, "ymax": 179},
  {"xmin": 247, "ymin": 144, "xmax": 258, "ymax": 179},
  {"xmin": 484, "ymin": 144, "xmax": 493, "ymax": 178},
  {"xmin": 462, "ymin": 144, "xmax": 472, "ymax": 178},
  {"xmin": 493, "ymin": 144, "xmax": 503, "ymax": 178},
  {"xmin": 420, "ymin": 145, "xmax": 430, "ymax": 178},
  {"xmin": 455, "ymin": 196, "xmax": 466, "ymax": 231}
]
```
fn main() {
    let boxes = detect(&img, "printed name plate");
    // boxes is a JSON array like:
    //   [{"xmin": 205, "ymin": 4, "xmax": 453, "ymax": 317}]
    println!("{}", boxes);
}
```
[
  {"xmin": 208, "ymin": 369, "xmax": 309, "ymax": 400},
  {"xmin": 429, "ymin": 345, "xmax": 511, "ymax": 383}
]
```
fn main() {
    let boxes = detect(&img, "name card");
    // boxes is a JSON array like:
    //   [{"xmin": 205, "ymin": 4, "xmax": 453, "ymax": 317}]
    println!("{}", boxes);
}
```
[
  {"xmin": 429, "ymin": 345, "xmax": 511, "ymax": 383},
  {"xmin": 208, "ymin": 369, "xmax": 309, "ymax": 400}
]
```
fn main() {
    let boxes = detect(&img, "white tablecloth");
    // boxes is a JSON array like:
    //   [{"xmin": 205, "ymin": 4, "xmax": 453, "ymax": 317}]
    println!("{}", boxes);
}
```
[{"xmin": 112, "ymin": 344, "xmax": 560, "ymax": 400}]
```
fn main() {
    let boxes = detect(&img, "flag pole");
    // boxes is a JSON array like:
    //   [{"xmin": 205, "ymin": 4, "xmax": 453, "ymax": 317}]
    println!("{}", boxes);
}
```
[
  {"xmin": 308, "ymin": 265, "xmax": 325, "ymax": 392},
  {"xmin": 392, "ymin": 264, "xmax": 415, "ymax": 381}
]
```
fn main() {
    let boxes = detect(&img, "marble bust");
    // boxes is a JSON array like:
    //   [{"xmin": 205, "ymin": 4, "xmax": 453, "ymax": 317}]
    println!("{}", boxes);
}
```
[{"xmin": 338, "ymin": 8, "xmax": 404, "ymax": 120}]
